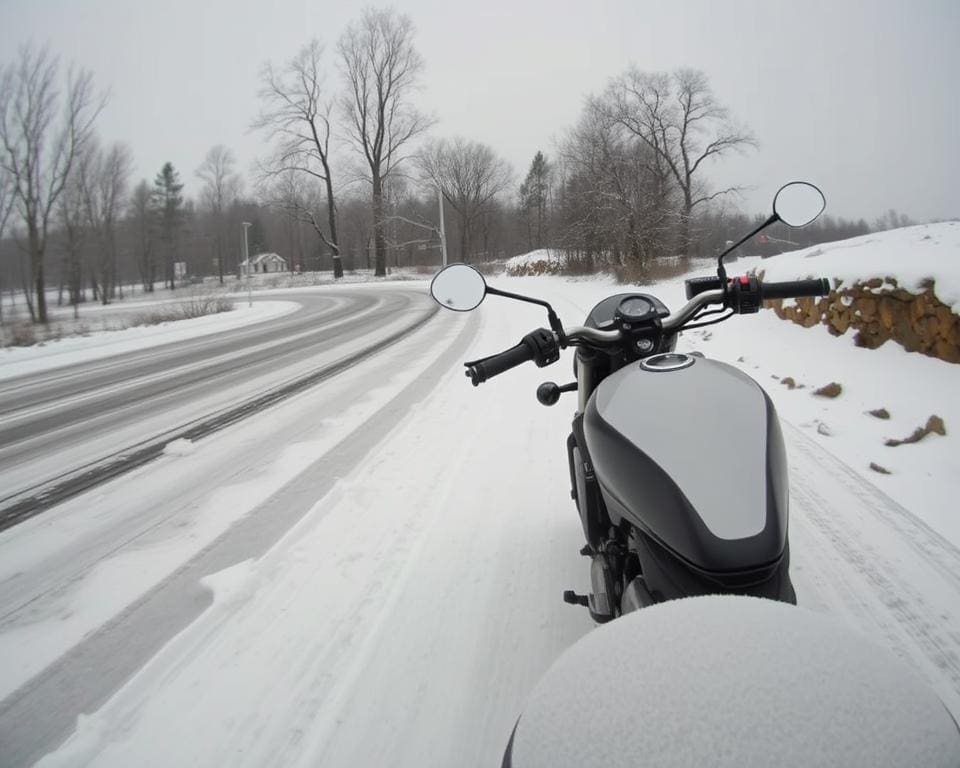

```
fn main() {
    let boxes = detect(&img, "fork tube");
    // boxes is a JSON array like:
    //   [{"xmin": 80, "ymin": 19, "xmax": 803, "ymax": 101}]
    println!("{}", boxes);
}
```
[{"xmin": 577, "ymin": 354, "xmax": 595, "ymax": 413}]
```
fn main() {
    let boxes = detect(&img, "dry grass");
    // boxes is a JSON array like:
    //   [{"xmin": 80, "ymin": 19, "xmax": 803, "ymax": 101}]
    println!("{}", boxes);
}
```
[
  {"xmin": 1, "ymin": 294, "xmax": 234, "ymax": 348},
  {"xmin": 614, "ymin": 257, "xmax": 693, "ymax": 285},
  {"xmin": 131, "ymin": 295, "xmax": 233, "ymax": 327},
  {"xmin": 3, "ymin": 321, "xmax": 37, "ymax": 347}
]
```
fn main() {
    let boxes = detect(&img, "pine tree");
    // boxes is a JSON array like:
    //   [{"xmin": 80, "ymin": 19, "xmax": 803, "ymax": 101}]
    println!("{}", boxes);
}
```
[
  {"xmin": 152, "ymin": 162, "xmax": 184, "ymax": 289},
  {"xmin": 520, "ymin": 151, "xmax": 551, "ymax": 250}
]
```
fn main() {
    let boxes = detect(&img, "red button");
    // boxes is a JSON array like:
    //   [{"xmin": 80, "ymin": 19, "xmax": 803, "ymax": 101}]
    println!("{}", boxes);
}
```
[{"xmin": 739, "ymin": 276, "xmax": 749, "ymax": 286}]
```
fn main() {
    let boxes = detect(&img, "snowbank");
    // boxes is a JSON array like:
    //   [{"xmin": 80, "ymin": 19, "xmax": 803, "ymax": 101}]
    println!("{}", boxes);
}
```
[
  {"xmin": 757, "ymin": 221, "xmax": 960, "ymax": 310},
  {"xmin": 0, "ymin": 301, "xmax": 299, "ymax": 382},
  {"xmin": 505, "ymin": 249, "xmax": 569, "ymax": 275}
]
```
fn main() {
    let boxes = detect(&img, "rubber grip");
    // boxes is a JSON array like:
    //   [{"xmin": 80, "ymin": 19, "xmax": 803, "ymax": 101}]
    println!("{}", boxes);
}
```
[
  {"xmin": 760, "ymin": 278, "xmax": 830, "ymax": 300},
  {"xmin": 465, "ymin": 341, "xmax": 534, "ymax": 385}
]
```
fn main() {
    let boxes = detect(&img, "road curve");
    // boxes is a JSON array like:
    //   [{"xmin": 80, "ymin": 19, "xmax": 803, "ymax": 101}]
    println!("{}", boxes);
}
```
[{"xmin": 0, "ymin": 286, "xmax": 435, "ymax": 507}]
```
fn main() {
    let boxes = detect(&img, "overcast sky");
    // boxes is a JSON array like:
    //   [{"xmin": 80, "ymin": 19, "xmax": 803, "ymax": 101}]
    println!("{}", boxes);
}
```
[{"xmin": 2, "ymin": 0, "xmax": 957, "ymax": 222}]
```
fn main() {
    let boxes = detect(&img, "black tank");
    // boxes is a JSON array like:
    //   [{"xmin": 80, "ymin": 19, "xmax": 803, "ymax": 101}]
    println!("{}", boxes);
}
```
[{"xmin": 583, "ymin": 354, "xmax": 789, "ymax": 574}]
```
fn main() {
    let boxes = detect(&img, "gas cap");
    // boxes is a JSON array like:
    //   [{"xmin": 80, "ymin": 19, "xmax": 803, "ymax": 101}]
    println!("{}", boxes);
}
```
[{"xmin": 639, "ymin": 352, "xmax": 696, "ymax": 372}]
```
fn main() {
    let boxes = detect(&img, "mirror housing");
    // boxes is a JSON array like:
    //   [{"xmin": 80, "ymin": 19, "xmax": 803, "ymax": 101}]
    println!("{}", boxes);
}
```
[
  {"xmin": 430, "ymin": 263, "xmax": 487, "ymax": 312},
  {"xmin": 773, "ymin": 182, "xmax": 826, "ymax": 228},
  {"xmin": 715, "ymin": 181, "xmax": 827, "ymax": 284}
]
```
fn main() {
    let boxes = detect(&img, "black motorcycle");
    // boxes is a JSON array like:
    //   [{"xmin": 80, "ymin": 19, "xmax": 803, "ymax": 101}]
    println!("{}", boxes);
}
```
[{"xmin": 430, "ymin": 182, "xmax": 829, "ymax": 621}]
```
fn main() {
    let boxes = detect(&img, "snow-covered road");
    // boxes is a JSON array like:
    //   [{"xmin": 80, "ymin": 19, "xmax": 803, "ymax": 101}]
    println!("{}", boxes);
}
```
[
  {"xmin": 0, "ymin": 285, "xmax": 435, "ymax": 517},
  {"xmin": 0, "ymin": 273, "xmax": 957, "ymax": 767}
]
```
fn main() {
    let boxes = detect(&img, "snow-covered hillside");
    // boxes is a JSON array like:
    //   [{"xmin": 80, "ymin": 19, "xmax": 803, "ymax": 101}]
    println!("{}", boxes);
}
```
[{"xmin": 759, "ymin": 220, "xmax": 960, "ymax": 309}]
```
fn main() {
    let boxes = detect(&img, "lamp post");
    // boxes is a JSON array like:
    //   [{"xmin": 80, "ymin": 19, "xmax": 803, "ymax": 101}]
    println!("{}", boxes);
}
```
[{"xmin": 242, "ymin": 221, "xmax": 252, "ymax": 308}]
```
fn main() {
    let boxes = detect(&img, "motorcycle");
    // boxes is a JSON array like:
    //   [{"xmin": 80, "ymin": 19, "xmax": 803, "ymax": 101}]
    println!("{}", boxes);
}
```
[{"xmin": 430, "ymin": 182, "xmax": 831, "ymax": 622}]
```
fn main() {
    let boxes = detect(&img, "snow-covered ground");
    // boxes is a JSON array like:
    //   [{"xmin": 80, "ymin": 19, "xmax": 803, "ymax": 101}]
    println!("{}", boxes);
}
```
[
  {"xmin": 1, "ymin": 225, "xmax": 958, "ymax": 766},
  {"xmin": 0, "ymin": 301, "xmax": 298, "ymax": 382}
]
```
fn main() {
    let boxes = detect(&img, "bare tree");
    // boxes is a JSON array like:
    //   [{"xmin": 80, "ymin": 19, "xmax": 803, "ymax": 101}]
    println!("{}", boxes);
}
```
[
  {"xmin": 605, "ymin": 67, "xmax": 756, "ymax": 255},
  {"xmin": 0, "ymin": 167, "xmax": 12, "ymax": 241},
  {"xmin": 0, "ymin": 166, "xmax": 14, "ymax": 322},
  {"xmin": 417, "ymin": 138, "xmax": 512, "ymax": 262},
  {"xmin": 129, "ymin": 179, "xmax": 156, "ymax": 292},
  {"xmin": 57, "ymin": 150, "xmax": 89, "ymax": 313},
  {"xmin": 0, "ymin": 45, "xmax": 103, "ymax": 323},
  {"xmin": 196, "ymin": 144, "xmax": 240, "ymax": 283},
  {"xmin": 254, "ymin": 40, "xmax": 342, "ymax": 278},
  {"xmin": 338, "ymin": 8, "xmax": 432, "ymax": 277},
  {"xmin": 257, "ymin": 168, "xmax": 330, "ymax": 271},
  {"xmin": 80, "ymin": 139, "xmax": 132, "ymax": 302}
]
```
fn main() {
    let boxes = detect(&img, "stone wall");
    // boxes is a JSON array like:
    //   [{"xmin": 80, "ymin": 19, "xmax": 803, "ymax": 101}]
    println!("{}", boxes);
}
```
[{"xmin": 763, "ymin": 276, "xmax": 960, "ymax": 364}]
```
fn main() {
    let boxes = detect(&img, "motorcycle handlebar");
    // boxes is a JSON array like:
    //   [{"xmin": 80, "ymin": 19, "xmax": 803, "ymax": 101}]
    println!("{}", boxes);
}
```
[
  {"xmin": 760, "ymin": 278, "xmax": 831, "ymax": 300},
  {"xmin": 465, "ymin": 341, "xmax": 535, "ymax": 386},
  {"xmin": 462, "ymin": 275, "xmax": 831, "ymax": 383}
]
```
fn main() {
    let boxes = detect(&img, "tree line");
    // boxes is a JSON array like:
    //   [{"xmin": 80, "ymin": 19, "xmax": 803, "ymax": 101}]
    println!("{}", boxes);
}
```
[{"xmin": 0, "ymin": 8, "xmax": 923, "ymax": 325}]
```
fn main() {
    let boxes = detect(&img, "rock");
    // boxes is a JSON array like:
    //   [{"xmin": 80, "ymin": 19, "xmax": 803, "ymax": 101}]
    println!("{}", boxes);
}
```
[
  {"xmin": 885, "ymin": 415, "xmax": 946, "ymax": 446},
  {"xmin": 867, "ymin": 408, "xmax": 891, "ymax": 420},
  {"xmin": 859, "ymin": 296, "xmax": 877, "ymax": 318},
  {"xmin": 766, "ymin": 278, "xmax": 959, "ymax": 364},
  {"xmin": 869, "ymin": 462, "xmax": 892, "ymax": 475},
  {"xmin": 877, "ymin": 297, "xmax": 898, "ymax": 330},
  {"xmin": 926, "ymin": 415, "xmax": 946, "ymax": 436},
  {"xmin": 781, "ymin": 376, "xmax": 798, "ymax": 390},
  {"xmin": 934, "ymin": 304, "xmax": 955, "ymax": 329},
  {"xmin": 814, "ymin": 382, "xmax": 843, "ymax": 398},
  {"xmin": 934, "ymin": 339, "xmax": 960, "ymax": 363},
  {"xmin": 829, "ymin": 311, "xmax": 851, "ymax": 334}
]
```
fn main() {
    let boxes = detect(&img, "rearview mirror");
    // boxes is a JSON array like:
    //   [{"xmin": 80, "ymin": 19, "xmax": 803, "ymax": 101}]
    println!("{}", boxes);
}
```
[
  {"xmin": 773, "ymin": 182, "xmax": 826, "ymax": 228},
  {"xmin": 430, "ymin": 264, "xmax": 487, "ymax": 312}
]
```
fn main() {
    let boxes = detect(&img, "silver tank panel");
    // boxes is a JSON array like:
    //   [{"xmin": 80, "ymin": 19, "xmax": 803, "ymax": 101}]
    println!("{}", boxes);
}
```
[{"xmin": 588, "ymin": 355, "xmax": 772, "ymax": 544}]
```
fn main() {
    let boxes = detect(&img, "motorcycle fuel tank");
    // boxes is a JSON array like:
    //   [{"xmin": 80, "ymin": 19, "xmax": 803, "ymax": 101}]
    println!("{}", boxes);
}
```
[{"xmin": 583, "ymin": 353, "xmax": 789, "ymax": 574}]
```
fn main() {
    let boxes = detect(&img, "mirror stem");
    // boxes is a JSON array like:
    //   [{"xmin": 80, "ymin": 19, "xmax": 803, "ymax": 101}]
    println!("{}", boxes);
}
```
[
  {"xmin": 485, "ymin": 286, "xmax": 566, "ymax": 342},
  {"xmin": 716, "ymin": 213, "xmax": 780, "ymax": 284}
]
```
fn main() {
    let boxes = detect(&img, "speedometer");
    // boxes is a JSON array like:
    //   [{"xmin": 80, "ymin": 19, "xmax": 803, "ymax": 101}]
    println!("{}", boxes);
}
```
[{"xmin": 616, "ymin": 296, "xmax": 655, "ymax": 323}]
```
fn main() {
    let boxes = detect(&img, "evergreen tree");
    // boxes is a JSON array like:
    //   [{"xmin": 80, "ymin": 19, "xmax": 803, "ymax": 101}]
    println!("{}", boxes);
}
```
[
  {"xmin": 152, "ymin": 162, "xmax": 184, "ymax": 288},
  {"xmin": 519, "ymin": 151, "xmax": 551, "ymax": 250}
]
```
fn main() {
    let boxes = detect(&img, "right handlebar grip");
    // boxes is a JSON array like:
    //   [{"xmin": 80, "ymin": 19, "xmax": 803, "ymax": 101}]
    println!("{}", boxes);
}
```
[
  {"xmin": 465, "ymin": 341, "xmax": 535, "ymax": 386},
  {"xmin": 760, "ymin": 278, "xmax": 831, "ymax": 300}
]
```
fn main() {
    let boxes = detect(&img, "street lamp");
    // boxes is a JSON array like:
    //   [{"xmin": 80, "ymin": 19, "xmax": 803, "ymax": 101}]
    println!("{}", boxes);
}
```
[{"xmin": 242, "ymin": 221, "xmax": 252, "ymax": 308}]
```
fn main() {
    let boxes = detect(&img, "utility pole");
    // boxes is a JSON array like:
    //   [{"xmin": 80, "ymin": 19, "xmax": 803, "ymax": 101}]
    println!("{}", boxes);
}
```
[
  {"xmin": 242, "ymin": 221, "xmax": 252, "ymax": 308},
  {"xmin": 437, "ymin": 185, "xmax": 448, "ymax": 267}
]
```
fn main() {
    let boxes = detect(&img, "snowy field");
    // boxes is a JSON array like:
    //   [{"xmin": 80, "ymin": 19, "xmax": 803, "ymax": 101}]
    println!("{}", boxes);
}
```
[{"xmin": 1, "ymin": 225, "xmax": 958, "ymax": 766}]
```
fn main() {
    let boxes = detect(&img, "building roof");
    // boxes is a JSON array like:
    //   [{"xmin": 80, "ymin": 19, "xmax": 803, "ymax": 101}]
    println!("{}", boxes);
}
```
[{"xmin": 241, "ymin": 252, "xmax": 287, "ymax": 266}]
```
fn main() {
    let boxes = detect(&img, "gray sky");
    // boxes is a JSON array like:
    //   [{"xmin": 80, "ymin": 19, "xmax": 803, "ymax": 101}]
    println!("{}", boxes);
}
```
[{"xmin": 2, "ymin": 0, "xmax": 957, "ymax": 221}]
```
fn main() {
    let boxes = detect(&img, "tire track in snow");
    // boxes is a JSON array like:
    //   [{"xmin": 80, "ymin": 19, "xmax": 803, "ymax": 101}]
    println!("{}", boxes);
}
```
[
  {"xmin": 0, "ymin": 310, "xmax": 480, "ymax": 768},
  {"xmin": 785, "ymin": 422, "xmax": 960, "ymax": 716}
]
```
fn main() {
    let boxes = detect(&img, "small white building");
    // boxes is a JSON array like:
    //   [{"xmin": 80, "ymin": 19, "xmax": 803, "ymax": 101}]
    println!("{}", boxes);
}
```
[{"xmin": 241, "ymin": 252, "xmax": 288, "ymax": 274}]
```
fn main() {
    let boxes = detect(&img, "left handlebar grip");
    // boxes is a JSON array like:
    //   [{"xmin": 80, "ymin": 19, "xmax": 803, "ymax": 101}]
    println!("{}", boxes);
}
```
[{"xmin": 465, "ymin": 341, "xmax": 535, "ymax": 386}]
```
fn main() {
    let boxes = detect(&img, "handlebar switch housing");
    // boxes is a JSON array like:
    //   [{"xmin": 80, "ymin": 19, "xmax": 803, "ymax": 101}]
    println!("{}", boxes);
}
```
[
  {"xmin": 727, "ymin": 275, "xmax": 762, "ymax": 314},
  {"xmin": 525, "ymin": 328, "xmax": 561, "ymax": 367}
]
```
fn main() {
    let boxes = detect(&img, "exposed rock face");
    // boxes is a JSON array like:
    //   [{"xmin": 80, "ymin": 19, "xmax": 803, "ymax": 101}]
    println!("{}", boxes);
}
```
[{"xmin": 764, "ymin": 276, "xmax": 960, "ymax": 363}]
